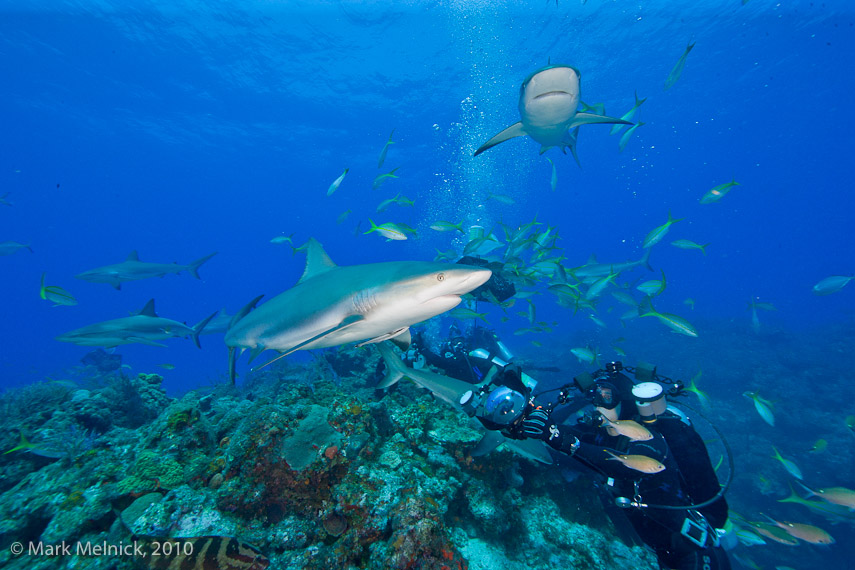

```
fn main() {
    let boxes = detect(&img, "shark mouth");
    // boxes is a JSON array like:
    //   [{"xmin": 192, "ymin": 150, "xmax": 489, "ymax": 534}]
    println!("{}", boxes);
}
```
[{"xmin": 533, "ymin": 90, "xmax": 570, "ymax": 100}]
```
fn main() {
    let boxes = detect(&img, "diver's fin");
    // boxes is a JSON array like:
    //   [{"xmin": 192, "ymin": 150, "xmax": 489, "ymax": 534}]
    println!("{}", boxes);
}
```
[
  {"xmin": 355, "ymin": 326, "xmax": 410, "ymax": 348},
  {"xmin": 567, "ymin": 112, "xmax": 633, "ymax": 129},
  {"xmin": 474, "ymin": 122, "xmax": 527, "ymax": 156}
]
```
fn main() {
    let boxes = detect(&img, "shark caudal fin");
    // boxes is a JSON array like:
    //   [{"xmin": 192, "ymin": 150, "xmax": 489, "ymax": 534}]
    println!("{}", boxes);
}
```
[
  {"xmin": 474, "ymin": 122, "xmax": 527, "ymax": 156},
  {"xmin": 191, "ymin": 312, "xmax": 218, "ymax": 349},
  {"xmin": 567, "ymin": 112, "xmax": 633, "ymax": 129},
  {"xmin": 375, "ymin": 341, "xmax": 408, "ymax": 389},
  {"xmin": 187, "ymin": 252, "xmax": 218, "ymax": 279}
]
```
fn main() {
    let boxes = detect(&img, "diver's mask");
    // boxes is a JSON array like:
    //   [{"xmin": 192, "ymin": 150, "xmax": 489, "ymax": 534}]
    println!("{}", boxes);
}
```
[
  {"xmin": 461, "ymin": 385, "xmax": 527, "ymax": 426},
  {"xmin": 590, "ymin": 381, "xmax": 620, "ymax": 410}
]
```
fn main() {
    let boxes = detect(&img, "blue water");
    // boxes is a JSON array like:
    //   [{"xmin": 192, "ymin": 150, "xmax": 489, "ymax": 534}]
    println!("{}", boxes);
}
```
[{"xmin": 1, "ymin": 1, "xmax": 853, "ymax": 567}]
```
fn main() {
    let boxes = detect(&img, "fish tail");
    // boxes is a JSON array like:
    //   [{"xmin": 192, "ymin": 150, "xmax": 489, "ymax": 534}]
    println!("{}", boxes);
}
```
[
  {"xmin": 640, "ymin": 248, "xmax": 653, "ymax": 272},
  {"xmin": 375, "ymin": 342, "xmax": 406, "ymax": 389},
  {"xmin": 187, "ymin": 252, "xmax": 218, "ymax": 279},
  {"xmin": 39, "ymin": 273, "xmax": 47, "ymax": 300},
  {"xmin": 192, "ymin": 312, "xmax": 218, "ymax": 349}
]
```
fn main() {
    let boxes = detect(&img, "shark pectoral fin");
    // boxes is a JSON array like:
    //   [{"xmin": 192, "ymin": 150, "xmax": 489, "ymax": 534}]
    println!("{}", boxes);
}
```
[
  {"xmin": 505, "ymin": 438, "xmax": 554, "ymax": 464},
  {"xmin": 112, "ymin": 282, "xmax": 122, "ymax": 291},
  {"xmin": 354, "ymin": 326, "xmax": 410, "ymax": 349},
  {"xmin": 474, "ymin": 122, "xmax": 526, "ymax": 156},
  {"xmin": 127, "ymin": 337, "xmax": 168, "ymax": 348},
  {"xmin": 252, "ymin": 314, "xmax": 366, "ymax": 372},
  {"xmin": 390, "ymin": 328, "xmax": 411, "ymax": 351},
  {"xmin": 471, "ymin": 431, "xmax": 505, "ymax": 457},
  {"xmin": 567, "ymin": 112, "xmax": 633, "ymax": 128},
  {"xmin": 247, "ymin": 344, "xmax": 266, "ymax": 363}
]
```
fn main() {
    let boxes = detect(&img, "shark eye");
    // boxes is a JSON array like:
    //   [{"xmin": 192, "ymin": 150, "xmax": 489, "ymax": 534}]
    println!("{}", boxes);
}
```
[{"xmin": 436, "ymin": 273, "xmax": 445, "ymax": 282}]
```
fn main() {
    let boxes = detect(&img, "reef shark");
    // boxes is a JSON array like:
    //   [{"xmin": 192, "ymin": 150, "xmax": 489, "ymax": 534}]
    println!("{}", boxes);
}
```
[
  {"xmin": 474, "ymin": 65, "xmax": 631, "ymax": 157},
  {"xmin": 75, "ymin": 251, "xmax": 217, "ymax": 290},
  {"xmin": 56, "ymin": 299, "xmax": 215, "ymax": 348},
  {"xmin": 224, "ymin": 238, "xmax": 492, "ymax": 382},
  {"xmin": 375, "ymin": 341, "xmax": 552, "ymax": 464},
  {"xmin": 570, "ymin": 249, "xmax": 653, "ymax": 280}
]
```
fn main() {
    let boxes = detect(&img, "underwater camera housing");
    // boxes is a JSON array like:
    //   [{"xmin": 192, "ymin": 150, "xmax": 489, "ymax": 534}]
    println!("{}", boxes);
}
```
[
  {"xmin": 460, "ymin": 364, "xmax": 537, "ymax": 430},
  {"xmin": 456, "ymin": 255, "xmax": 516, "ymax": 303}
]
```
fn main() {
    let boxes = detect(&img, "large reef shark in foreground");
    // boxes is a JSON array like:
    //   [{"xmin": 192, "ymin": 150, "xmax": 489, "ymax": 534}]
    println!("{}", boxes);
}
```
[
  {"xmin": 474, "ymin": 65, "xmax": 631, "ymax": 159},
  {"xmin": 224, "ymin": 238, "xmax": 492, "ymax": 383},
  {"xmin": 375, "ymin": 341, "xmax": 553, "ymax": 465}
]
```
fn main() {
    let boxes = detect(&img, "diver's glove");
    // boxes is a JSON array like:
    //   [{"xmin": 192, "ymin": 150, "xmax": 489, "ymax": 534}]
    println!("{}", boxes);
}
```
[{"xmin": 515, "ymin": 406, "xmax": 581, "ymax": 456}]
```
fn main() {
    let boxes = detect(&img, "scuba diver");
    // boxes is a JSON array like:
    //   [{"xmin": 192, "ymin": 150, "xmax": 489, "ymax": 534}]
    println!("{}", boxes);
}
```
[{"xmin": 461, "ymin": 360, "xmax": 732, "ymax": 570}]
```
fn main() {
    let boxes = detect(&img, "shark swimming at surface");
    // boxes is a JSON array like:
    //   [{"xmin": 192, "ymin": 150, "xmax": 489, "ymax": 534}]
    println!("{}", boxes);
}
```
[
  {"xmin": 474, "ymin": 65, "xmax": 632, "ymax": 158},
  {"xmin": 224, "ymin": 238, "xmax": 492, "ymax": 383},
  {"xmin": 75, "ymin": 250, "xmax": 217, "ymax": 290}
]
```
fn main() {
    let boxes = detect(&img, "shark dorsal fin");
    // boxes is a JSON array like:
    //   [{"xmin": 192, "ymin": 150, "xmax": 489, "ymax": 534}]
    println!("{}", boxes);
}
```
[
  {"xmin": 138, "ymin": 299, "xmax": 158, "ymax": 317},
  {"xmin": 297, "ymin": 238, "xmax": 337, "ymax": 285},
  {"xmin": 126, "ymin": 250, "xmax": 140, "ymax": 261},
  {"xmin": 586, "ymin": 254, "xmax": 598, "ymax": 264}
]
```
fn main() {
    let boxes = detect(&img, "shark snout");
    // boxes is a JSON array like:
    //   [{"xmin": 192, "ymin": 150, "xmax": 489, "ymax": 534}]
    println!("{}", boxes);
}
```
[{"xmin": 453, "ymin": 268, "xmax": 492, "ymax": 295}]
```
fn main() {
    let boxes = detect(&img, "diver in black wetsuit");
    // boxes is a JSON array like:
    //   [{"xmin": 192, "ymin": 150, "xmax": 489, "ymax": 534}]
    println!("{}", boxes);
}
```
[{"xmin": 471, "ymin": 362, "xmax": 731, "ymax": 570}]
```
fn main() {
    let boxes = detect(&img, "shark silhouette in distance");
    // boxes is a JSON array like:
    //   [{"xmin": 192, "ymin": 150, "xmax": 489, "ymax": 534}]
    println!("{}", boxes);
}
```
[
  {"xmin": 224, "ymin": 238, "xmax": 492, "ymax": 383},
  {"xmin": 375, "ymin": 341, "xmax": 553, "ymax": 465},
  {"xmin": 474, "ymin": 65, "xmax": 632, "ymax": 159},
  {"xmin": 75, "ymin": 251, "xmax": 217, "ymax": 290},
  {"xmin": 56, "ymin": 299, "xmax": 216, "ymax": 348}
]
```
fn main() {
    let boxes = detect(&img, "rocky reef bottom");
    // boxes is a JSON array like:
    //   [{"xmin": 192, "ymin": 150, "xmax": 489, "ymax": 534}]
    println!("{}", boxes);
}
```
[{"xmin": 0, "ymin": 348, "xmax": 657, "ymax": 570}]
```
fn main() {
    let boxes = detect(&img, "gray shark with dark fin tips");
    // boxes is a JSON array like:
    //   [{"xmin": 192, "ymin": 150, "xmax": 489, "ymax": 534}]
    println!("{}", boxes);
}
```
[
  {"xmin": 56, "ymin": 299, "xmax": 215, "ymax": 348},
  {"xmin": 224, "ymin": 238, "xmax": 491, "ymax": 383},
  {"xmin": 76, "ymin": 251, "xmax": 217, "ymax": 290},
  {"xmin": 474, "ymin": 65, "xmax": 631, "ymax": 158}
]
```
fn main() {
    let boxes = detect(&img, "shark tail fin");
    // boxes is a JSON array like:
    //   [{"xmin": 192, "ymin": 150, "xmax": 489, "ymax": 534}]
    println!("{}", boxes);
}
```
[
  {"xmin": 375, "ymin": 341, "xmax": 407, "ymax": 389},
  {"xmin": 192, "ymin": 312, "xmax": 218, "ymax": 349},
  {"xmin": 474, "ymin": 122, "xmax": 526, "ymax": 156},
  {"xmin": 187, "ymin": 252, "xmax": 218, "ymax": 279},
  {"xmin": 567, "ymin": 112, "xmax": 633, "ymax": 129}
]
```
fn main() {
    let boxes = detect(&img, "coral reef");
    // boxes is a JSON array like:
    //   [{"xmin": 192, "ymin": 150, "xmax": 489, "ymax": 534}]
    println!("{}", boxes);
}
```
[{"xmin": 0, "ymin": 349, "xmax": 658, "ymax": 570}]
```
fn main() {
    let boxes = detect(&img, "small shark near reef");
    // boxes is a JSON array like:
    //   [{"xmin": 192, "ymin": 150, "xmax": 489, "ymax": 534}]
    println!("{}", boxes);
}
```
[
  {"xmin": 224, "ymin": 238, "xmax": 492, "ymax": 383},
  {"xmin": 75, "ymin": 250, "xmax": 217, "ymax": 290},
  {"xmin": 474, "ymin": 65, "xmax": 632, "ymax": 157},
  {"xmin": 56, "ymin": 299, "xmax": 215, "ymax": 348},
  {"xmin": 375, "ymin": 341, "xmax": 553, "ymax": 464}
]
